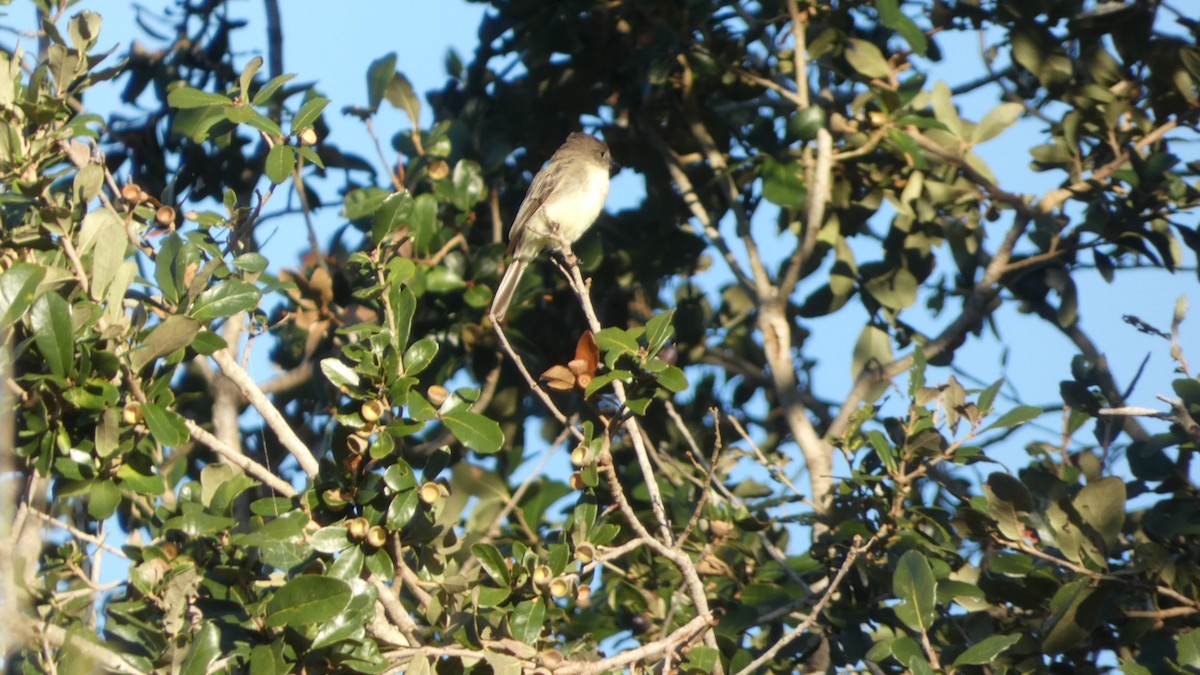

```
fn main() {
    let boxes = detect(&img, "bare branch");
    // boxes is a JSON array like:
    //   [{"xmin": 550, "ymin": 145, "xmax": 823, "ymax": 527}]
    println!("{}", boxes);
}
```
[
  {"xmin": 182, "ymin": 419, "xmax": 298, "ymax": 496},
  {"xmin": 211, "ymin": 349, "xmax": 321, "ymax": 477}
]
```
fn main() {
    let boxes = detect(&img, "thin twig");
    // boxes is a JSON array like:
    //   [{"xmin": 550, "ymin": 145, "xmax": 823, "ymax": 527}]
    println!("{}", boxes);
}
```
[
  {"xmin": 734, "ymin": 535, "xmax": 876, "ymax": 675},
  {"xmin": 25, "ymin": 510, "xmax": 128, "ymax": 559}
]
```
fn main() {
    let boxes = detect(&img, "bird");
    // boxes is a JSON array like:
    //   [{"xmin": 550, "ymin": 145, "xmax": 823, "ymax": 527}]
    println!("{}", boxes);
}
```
[{"xmin": 489, "ymin": 132, "xmax": 617, "ymax": 321}]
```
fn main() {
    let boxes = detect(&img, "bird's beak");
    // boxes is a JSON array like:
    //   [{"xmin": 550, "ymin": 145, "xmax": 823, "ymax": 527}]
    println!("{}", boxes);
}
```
[{"xmin": 609, "ymin": 158, "xmax": 621, "ymax": 176}]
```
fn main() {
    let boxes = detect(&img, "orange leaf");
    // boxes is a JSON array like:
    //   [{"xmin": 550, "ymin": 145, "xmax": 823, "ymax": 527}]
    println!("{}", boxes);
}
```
[{"xmin": 574, "ymin": 331, "xmax": 598, "ymax": 378}]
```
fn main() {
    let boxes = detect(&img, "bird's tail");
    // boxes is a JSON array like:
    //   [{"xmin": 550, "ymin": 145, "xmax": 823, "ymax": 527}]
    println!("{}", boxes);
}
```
[{"xmin": 489, "ymin": 258, "xmax": 529, "ymax": 322}]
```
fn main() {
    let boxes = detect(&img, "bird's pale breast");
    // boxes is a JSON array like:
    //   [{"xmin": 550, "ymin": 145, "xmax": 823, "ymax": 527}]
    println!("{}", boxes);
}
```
[{"xmin": 540, "ymin": 161, "xmax": 611, "ymax": 246}]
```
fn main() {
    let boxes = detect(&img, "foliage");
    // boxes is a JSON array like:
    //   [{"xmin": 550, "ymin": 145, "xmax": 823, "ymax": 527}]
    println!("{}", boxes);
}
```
[{"xmin": 2, "ymin": 0, "xmax": 1199, "ymax": 673}]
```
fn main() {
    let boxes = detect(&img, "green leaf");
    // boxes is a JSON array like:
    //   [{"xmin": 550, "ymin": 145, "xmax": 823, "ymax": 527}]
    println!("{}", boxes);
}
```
[
  {"xmin": 403, "ymin": 336, "xmax": 439, "ymax": 376},
  {"xmin": 442, "ymin": 407, "xmax": 504, "ymax": 454},
  {"xmin": 384, "ymin": 71, "xmax": 421, "ymax": 127},
  {"xmin": 655, "ymin": 365, "xmax": 688, "ymax": 393},
  {"xmin": 583, "ymin": 369, "xmax": 632, "ymax": 399},
  {"xmin": 930, "ymin": 81, "xmax": 963, "ymax": 138},
  {"xmin": 309, "ymin": 526, "xmax": 353, "ymax": 553},
  {"xmin": 345, "ymin": 186, "xmax": 389, "ymax": 221},
  {"xmin": 683, "ymin": 645, "xmax": 721, "ymax": 673},
  {"xmin": 595, "ymin": 327, "xmax": 640, "ymax": 362},
  {"xmin": 191, "ymin": 280, "xmax": 260, "ymax": 320},
  {"xmin": 908, "ymin": 345, "xmax": 926, "ymax": 399},
  {"xmin": 180, "ymin": 621, "xmax": 222, "ymax": 675},
  {"xmin": 154, "ymin": 233, "xmax": 193, "ymax": 306},
  {"xmin": 387, "ymin": 490, "xmax": 420, "ymax": 530},
  {"xmin": 509, "ymin": 599, "xmax": 547, "ymax": 644},
  {"xmin": 230, "ymin": 252, "xmax": 269, "ymax": 274},
  {"xmin": 844, "ymin": 38, "xmax": 891, "ymax": 79},
  {"xmin": 73, "ymin": 163, "xmax": 103, "ymax": 202},
  {"xmin": 953, "ymin": 634, "xmax": 1022, "ymax": 666},
  {"xmin": 761, "ymin": 157, "xmax": 807, "ymax": 209},
  {"xmin": 866, "ymin": 430, "xmax": 898, "ymax": 475},
  {"xmin": 1042, "ymin": 580, "xmax": 1110, "ymax": 654},
  {"xmin": 876, "ymin": 0, "xmax": 927, "ymax": 56},
  {"xmin": 644, "ymin": 309, "xmax": 675, "ymax": 358},
  {"xmin": 892, "ymin": 636, "xmax": 932, "ymax": 675},
  {"xmin": 291, "ymin": 96, "xmax": 329, "ymax": 133},
  {"xmin": 167, "ymin": 86, "xmax": 232, "ymax": 109},
  {"xmin": 1073, "ymin": 476, "xmax": 1126, "ymax": 551},
  {"xmin": 265, "ymin": 575, "xmax": 352, "ymax": 628},
  {"xmin": 321, "ymin": 358, "xmax": 361, "ymax": 391},
  {"xmin": 85, "ymin": 207, "xmax": 127, "ymax": 301},
  {"xmin": 251, "ymin": 73, "xmax": 296, "ymax": 107},
  {"xmin": 424, "ymin": 266, "xmax": 464, "ymax": 293},
  {"xmin": 451, "ymin": 159, "xmax": 487, "ymax": 212},
  {"xmin": 384, "ymin": 460, "xmax": 416, "ymax": 492},
  {"xmin": 30, "ymin": 293, "xmax": 73, "ymax": 378},
  {"xmin": 862, "ymin": 264, "xmax": 918, "ymax": 310},
  {"xmin": 327, "ymin": 544, "xmax": 365, "ymax": 582},
  {"xmin": 87, "ymin": 479, "xmax": 120, "ymax": 519},
  {"xmin": 471, "ymin": 544, "xmax": 511, "ymax": 586},
  {"xmin": 1178, "ymin": 629, "xmax": 1200, "ymax": 668},
  {"xmin": 366, "ymin": 53, "xmax": 397, "ymax": 112},
  {"xmin": 264, "ymin": 144, "xmax": 297, "ymax": 184},
  {"xmin": 409, "ymin": 193, "xmax": 438, "ymax": 256},
  {"xmin": 972, "ymin": 103, "xmax": 1024, "ymax": 145},
  {"xmin": 985, "ymin": 472, "xmax": 1035, "ymax": 542},
  {"xmin": 141, "ymin": 402, "xmax": 190, "ymax": 447},
  {"xmin": 132, "ymin": 316, "xmax": 201, "ymax": 371},
  {"xmin": 477, "ymin": 586, "xmax": 511, "ymax": 609},
  {"xmin": 893, "ymin": 550, "xmax": 937, "ymax": 633},
  {"xmin": 851, "ymin": 325, "xmax": 893, "ymax": 403},
  {"xmin": 0, "ymin": 263, "xmax": 46, "ymax": 331},
  {"xmin": 295, "ymin": 145, "xmax": 323, "ymax": 168},
  {"xmin": 977, "ymin": 378, "xmax": 1004, "ymax": 416},
  {"xmin": 984, "ymin": 405, "xmax": 1044, "ymax": 431},
  {"xmin": 311, "ymin": 608, "xmax": 363, "ymax": 650},
  {"xmin": 372, "ymin": 190, "xmax": 414, "ymax": 242},
  {"xmin": 238, "ymin": 56, "xmax": 263, "ymax": 102}
]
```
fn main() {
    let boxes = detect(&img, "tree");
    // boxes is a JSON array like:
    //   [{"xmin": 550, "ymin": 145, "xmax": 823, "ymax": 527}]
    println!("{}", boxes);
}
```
[{"xmin": 2, "ymin": 0, "xmax": 1199, "ymax": 672}]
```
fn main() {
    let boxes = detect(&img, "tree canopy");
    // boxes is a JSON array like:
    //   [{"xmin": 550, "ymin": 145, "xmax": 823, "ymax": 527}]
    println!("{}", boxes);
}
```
[{"xmin": 2, "ymin": 0, "xmax": 1200, "ymax": 672}]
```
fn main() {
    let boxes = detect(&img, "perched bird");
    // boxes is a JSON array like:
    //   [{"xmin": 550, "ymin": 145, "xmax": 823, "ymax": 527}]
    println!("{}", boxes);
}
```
[{"xmin": 490, "ymin": 133, "xmax": 617, "ymax": 321}]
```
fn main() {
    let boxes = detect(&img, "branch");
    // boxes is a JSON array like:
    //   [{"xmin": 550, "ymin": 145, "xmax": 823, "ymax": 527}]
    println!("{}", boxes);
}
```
[
  {"xmin": 182, "ymin": 419, "xmax": 298, "ymax": 496},
  {"xmin": 597, "ymin": 437, "xmax": 722, "ymax": 671},
  {"xmin": 734, "ymin": 534, "xmax": 876, "ymax": 675},
  {"xmin": 686, "ymin": 110, "xmax": 771, "ymax": 298},
  {"xmin": 554, "ymin": 613, "xmax": 715, "ymax": 675},
  {"xmin": 556, "ymin": 253, "xmax": 676, "ymax": 546},
  {"xmin": 25, "ymin": 510, "xmax": 129, "ymax": 559},
  {"xmin": 785, "ymin": 0, "xmax": 809, "ymax": 109},
  {"xmin": 211, "ymin": 349, "xmax": 321, "ymax": 477},
  {"xmin": 1037, "ymin": 119, "xmax": 1180, "ymax": 213},
  {"xmin": 8, "ymin": 617, "xmax": 146, "ymax": 674},
  {"xmin": 780, "ymin": 126, "xmax": 832, "ymax": 299},
  {"xmin": 367, "ymin": 573, "xmax": 418, "ymax": 646},
  {"xmin": 489, "ymin": 320, "xmax": 581, "ymax": 438}
]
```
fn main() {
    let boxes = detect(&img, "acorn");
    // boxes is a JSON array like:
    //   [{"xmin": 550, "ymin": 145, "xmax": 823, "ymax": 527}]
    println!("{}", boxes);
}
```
[
  {"xmin": 122, "ymin": 402, "xmax": 143, "ymax": 424},
  {"xmin": 347, "ymin": 517, "xmax": 369, "ymax": 540},
  {"xmin": 155, "ymin": 205, "xmax": 176, "ymax": 229},
  {"xmin": 361, "ymin": 399, "xmax": 385, "ymax": 423},
  {"xmin": 366, "ymin": 526, "xmax": 388, "ymax": 548}
]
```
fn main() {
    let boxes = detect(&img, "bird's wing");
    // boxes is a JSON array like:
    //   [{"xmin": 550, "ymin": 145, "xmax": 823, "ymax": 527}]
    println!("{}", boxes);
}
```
[{"xmin": 505, "ymin": 161, "xmax": 564, "ymax": 258}]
